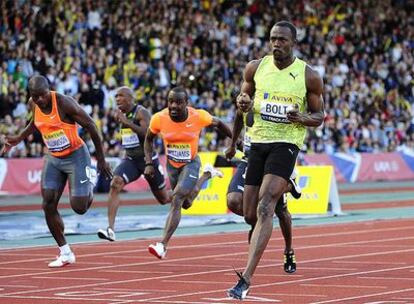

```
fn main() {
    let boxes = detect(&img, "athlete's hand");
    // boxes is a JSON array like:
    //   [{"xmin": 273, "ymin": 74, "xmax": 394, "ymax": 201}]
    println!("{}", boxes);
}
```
[
  {"xmin": 97, "ymin": 159, "xmax": 113, "ymax": 180},
  {"xmin": 114, "ymin": 110, "xmax": 129, "ymax": 125},
  {"xmin": 286, "ymin": 104, "xmax": 303, "ymax": 124},
  {"xmin": 236, "ymin": 138, "xmax": 244, "ymax": 152},
  {"xmin": 2, "ymin": 134, "xmax": 22, "ymax": 154},
  {"xmin": 225, "ymin": 145, "xmax": 237, "ymax": 161},
  {"xmin": 237, "ymin": 93, "xmax": 252, "ymax": 113},
  {"xmin": 144, "ymin": 165, "xmax": 155, "ymax": 179}
]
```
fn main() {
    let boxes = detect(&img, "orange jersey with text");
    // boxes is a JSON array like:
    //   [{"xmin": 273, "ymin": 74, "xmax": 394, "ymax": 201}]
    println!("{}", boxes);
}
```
[
  {"xmin": 149, "ymin": 107, "xmax": 213, "ymax": 168},
  {"xmin": 34, "ymin": 91, "xmax": 84, "ymax": 157}
]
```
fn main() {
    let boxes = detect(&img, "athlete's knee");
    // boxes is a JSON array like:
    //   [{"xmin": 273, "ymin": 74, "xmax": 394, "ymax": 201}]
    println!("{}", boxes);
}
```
[
  {"xmin": 227, "ymin": 193, "xmax": 243, "ymax": 215},
  {"xmin": 42, "ymin": 199, "xmax": 57, "ymax": 213},
  {"xmin": 71, "ymin": 197, "xmax": 89, "ymax": 214},
  {"xmin": 110, "ymin": 176, "xmax": 125, "ymax": 193},
  {"xmin": 257, "ymin": 199, "xmax": 275, "ymax": 218},
  {"xmin": 156, "ymin": 189, "xmax": 172, "ymax": 205}
]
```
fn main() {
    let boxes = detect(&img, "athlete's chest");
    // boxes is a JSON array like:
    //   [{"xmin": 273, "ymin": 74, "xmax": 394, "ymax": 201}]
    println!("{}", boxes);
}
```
[{"xmin": 160, "ymin": 116, "xmax": 201, "ymax": 142}]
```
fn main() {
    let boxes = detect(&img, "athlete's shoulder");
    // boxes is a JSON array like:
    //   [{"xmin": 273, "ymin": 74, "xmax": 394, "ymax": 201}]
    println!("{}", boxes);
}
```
[
  {"xmin": 305, "ymin": 64, "xmax": 324, "ymax": 92},
  {"xmin": 246, "ymin": 58, "xmax": 263, "ymax": 71}
]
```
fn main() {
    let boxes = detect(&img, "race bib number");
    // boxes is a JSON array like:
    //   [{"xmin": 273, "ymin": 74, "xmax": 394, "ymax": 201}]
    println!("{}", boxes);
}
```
[
  {"xmin": 167, "ymin": 143, "xmax": 191, "ymax": 163},
  {"xmin": 43, "ymin": 130, "xmax": 71, "ymax": 152},
  {"xmin": 260, "ymin": 101, "xmax": 294, "ymax": 124},
  {"xmin": 121, "ymin": 128, "xmax": 140, "ymax": 148}
]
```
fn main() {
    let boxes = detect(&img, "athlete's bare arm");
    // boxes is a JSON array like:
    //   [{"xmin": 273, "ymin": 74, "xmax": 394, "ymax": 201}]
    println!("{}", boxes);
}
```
[
  {"xmin": 237, "ymin": 59, "xmax": 261, "ymax": 112},
  {"xmin": 143, "ymin": 129, "xmax": 157, "ymax": 178},
  {"xmin": 3, "ymin": 100, "xmax": 36, "ymax": 152},
  {"xmin": 60, "ymin": 94, "xmax": 112, "ymax": 178},
  {"xmin": 287, "ymin": 65, "xmax": 324, "ymax": 127},
  {"xmin": 210, "ymin": 117, "xmax": 232, "ymax": 139},
  {"xmin": 116, "ymin": 106, "xmax": 151, "ymax": 138}
]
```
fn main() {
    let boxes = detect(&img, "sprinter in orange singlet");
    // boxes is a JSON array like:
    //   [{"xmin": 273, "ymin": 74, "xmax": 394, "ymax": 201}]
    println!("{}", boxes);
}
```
[
  {"xmin": 144, "ymin": 86, "xmax": 232, "ymax": 259},
  {"xmin": 4, "ymin": 75, "xmax": 112, "ymax": 268}
]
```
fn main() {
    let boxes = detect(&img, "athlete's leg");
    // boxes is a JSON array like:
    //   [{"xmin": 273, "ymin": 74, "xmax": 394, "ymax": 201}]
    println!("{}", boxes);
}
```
[
  {"xmin": 243, "ymin": 174, "xmax": 287, "ymax": 283},
  {"xmin": 161, "ymin": 157, "xmax": 200, "ymax": 246},
  {"xmin": 147, "ymin": 158, "xmax": 172, "ymax": 205},
  {"xmin": 275, "ymin": 195, "xmax": 292, "ymax": 252},
  {"xmin": 107, "ymin": 175, "xmax": 125, "ymax": 229},
  {"xmin": 42, "ymin": 186, "xmax": 67, "ymax": 246}
]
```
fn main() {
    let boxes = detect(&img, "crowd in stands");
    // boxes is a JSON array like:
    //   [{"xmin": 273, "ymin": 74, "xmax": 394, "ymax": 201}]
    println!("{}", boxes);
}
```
[{"xmin": 1, "ymin": 0, "xmax": 413, "ymax": 159}]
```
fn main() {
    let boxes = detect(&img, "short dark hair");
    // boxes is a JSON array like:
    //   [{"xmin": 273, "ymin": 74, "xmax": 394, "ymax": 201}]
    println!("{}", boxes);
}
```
[
  {"xmin": 274, "ymin": 21, "xmax": 297, "ymax": 40},
  {"xmin": 28, "ymin": 75, "xmax": 49, "ymax": 92},
  {"xmin": 170, "ymin": 86, "xmax": 188, "ymax": 99}
]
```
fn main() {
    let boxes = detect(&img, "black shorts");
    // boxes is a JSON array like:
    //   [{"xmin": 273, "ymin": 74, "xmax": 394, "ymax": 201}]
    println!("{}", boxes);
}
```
[
  {"xmin": 245, "ymin": 142, "xmax": 299, "ymax": 186},
  {"xmin": 114, "ymin": 155, "xmax": 166, "ymax": 191},
  {"xmin": 227, "ymin": 160, "xmax": 247, "ymax": 194}
]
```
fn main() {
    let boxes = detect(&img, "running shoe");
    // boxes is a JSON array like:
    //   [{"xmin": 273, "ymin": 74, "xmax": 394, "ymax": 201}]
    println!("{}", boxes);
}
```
[
  {"xmin": 284, "ymin": 249, "xmax": 296, "ymax": 273},
  {"xmin": 227, "ymin": 270, "xmax": 250, "ymax": 300},
  {"xmin": 203, "ymin": 163, "xmax": 224, "ymax": 178},
  {"xmin": 148, "ymin": 242, "xmax": 167, "ymax": 259},
  {"xmin": 48, "ymin": 251, "xmax": 76, "ymax": 268},
  {"xmin": 97, "ymin": 227, "xmax": 116, "ymax": 242}
]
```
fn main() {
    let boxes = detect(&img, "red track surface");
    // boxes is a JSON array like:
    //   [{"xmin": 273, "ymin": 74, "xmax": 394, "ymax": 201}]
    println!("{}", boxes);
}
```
[{"xmin": 1, "ymin": 218, "xmax": 414, "ymax": 303}]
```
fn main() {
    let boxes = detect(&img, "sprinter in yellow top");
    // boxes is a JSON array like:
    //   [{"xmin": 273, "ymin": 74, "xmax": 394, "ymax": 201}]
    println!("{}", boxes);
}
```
[{"xmin": 227, "ymin": 21, "xmax": 325, "ymax": 300}]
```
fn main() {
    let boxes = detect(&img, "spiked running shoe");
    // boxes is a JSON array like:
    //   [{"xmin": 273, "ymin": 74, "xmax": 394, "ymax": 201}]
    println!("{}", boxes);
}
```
[
  {"xmin": 203, "ymin": 163, "xmax": 224, "ymax": 178},
  {"xmin": 227, "ymin": 271, "xmax": 250, "ymax": 300},
  {"xmin": 288, "ymin": 177, "xmax": 302, "ymax": 199},
  {"xmin": 97, "ymin": 227, "xmax": 116, "ymax": 242},
  {"xmin": 48, "ymin": 252, "xmax": 76, "ymax": 268},
  {"xmin": 148, "ymin": 242, "xmax": 167, "ymax": 259},
  {"xmin": 284, "ymin": 249, "xmax": 296, "ymax": 273}
]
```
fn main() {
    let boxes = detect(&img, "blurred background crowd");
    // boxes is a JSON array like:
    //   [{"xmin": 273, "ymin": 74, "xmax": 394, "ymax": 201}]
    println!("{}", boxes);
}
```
[{"xmin": 0, "ymin": 0, "xmax": 413, "ymax": 159}]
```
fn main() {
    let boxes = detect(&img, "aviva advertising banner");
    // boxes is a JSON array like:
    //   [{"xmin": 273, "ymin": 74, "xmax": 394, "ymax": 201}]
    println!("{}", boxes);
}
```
[
  {"xmin": 287, "ymin": 165, "xmax": 341, "ymax": 215},
  {"xmin": 182, "ymin": 152, "xmax": 232, "ymax": 215}
]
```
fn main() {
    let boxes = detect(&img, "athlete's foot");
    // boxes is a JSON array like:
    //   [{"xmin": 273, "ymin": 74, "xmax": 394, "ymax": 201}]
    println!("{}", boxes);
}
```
[
  {"xmin": 203, "ymin": 163, "xmax": 223, "ymax": 178},
  {"xmin": 97, "ymin": 227, "xmax": 116, "ymax": 241},
  {"xmin": 48, "ymin": 251, "xmax": 76, "ymax": 268},
  {"xmin": 148, "ymin": 242, "xmax": 167, "ymax": 259},
  {"xmin": 227, "ymin": 271, "xmax": 250, "ymax": 300}
]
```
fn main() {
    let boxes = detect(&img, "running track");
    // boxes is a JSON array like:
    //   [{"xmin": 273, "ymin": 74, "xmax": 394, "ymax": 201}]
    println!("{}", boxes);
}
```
[{"xmin": 0, "ymin": 218, "xmax": 414, "ymax": 304}]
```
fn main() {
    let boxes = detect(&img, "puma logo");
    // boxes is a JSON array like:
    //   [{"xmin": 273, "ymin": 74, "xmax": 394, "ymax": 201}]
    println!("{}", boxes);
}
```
[{"xmin": 289, "ymin": 72, "xmax": 298, "ymax": 80}]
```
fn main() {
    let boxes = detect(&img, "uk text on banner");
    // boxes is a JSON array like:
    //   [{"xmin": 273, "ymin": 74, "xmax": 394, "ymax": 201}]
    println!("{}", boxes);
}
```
[
  {"xmin": 287, "ymin": 165, "xmax": 338, "ymax": 215},
  {"xmin": 182, "ymin": 152, "xmax": 231, "ymax": 215}
]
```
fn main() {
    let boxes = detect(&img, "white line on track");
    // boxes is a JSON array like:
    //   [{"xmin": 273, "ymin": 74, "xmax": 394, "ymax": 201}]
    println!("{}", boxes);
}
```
[{"xmin": 310, "ymin": 287, "xmax": 414, "ymax": 304}]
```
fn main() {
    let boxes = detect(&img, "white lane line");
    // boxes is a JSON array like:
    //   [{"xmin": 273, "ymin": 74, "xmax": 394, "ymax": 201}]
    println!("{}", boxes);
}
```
[
  {"xmin": 302, "ymin": 284, "xmax": 387, "ymax": 289},
  {"xmin": 311, "ymin": 288, "xmax": 414, "ymax": 304},
  {"xmin": 32, "ymin": 276, "xmax": 109, "ymax": 281}
]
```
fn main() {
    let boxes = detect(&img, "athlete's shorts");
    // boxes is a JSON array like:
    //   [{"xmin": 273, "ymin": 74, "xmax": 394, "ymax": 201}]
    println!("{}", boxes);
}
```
[
  {"xmin": 114, "ymin": 154, "xmax": 165, "ymax": 192},
  {"xmin": 227, "ymin": 159, "xmax": 247, "ymax": 194},
  {"xmin": 42, "ymin": 145, "xmax": 93, "ymax": 196},
  {"xmin": 245, "ymin": 142, "xmax": 299, "ymax": 186},
  {"xmin": 167, "ymin": 155, "xmax": 201, "ymax": 191}
]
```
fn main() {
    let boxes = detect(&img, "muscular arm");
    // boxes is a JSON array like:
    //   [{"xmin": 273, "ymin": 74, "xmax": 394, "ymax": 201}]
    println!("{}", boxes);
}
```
[
  {"xmin": 120, "ymin": 106, "xmax": 151, "ymax": 138},
  {"xmin": 237, "ymin": 60, "xmax": 260, "ymax": 112},
  {"xmin": 60, "ymin": 95, "xmax": 106, "ymax": 162},
  {"xmin": 144, "ymin": 129, "xmax": 157, "ymax": 164},
  {"xmin": 17, "ymin": 119, "xmax": 36, "ymax": 141},
  {"xmin": 288, "ymin": 66, "xmax": 325, "ymax": 127},
  {"xmin": 230, "ymin": 110, "xmax": 244, "ymax": 147},
  {"xmin": 4, "ymin": 100, "xmax": 36, "ymax": 148},
  {"xmin": 210, "ymin": 117, "xmax": 232, "ymax": 139}
]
